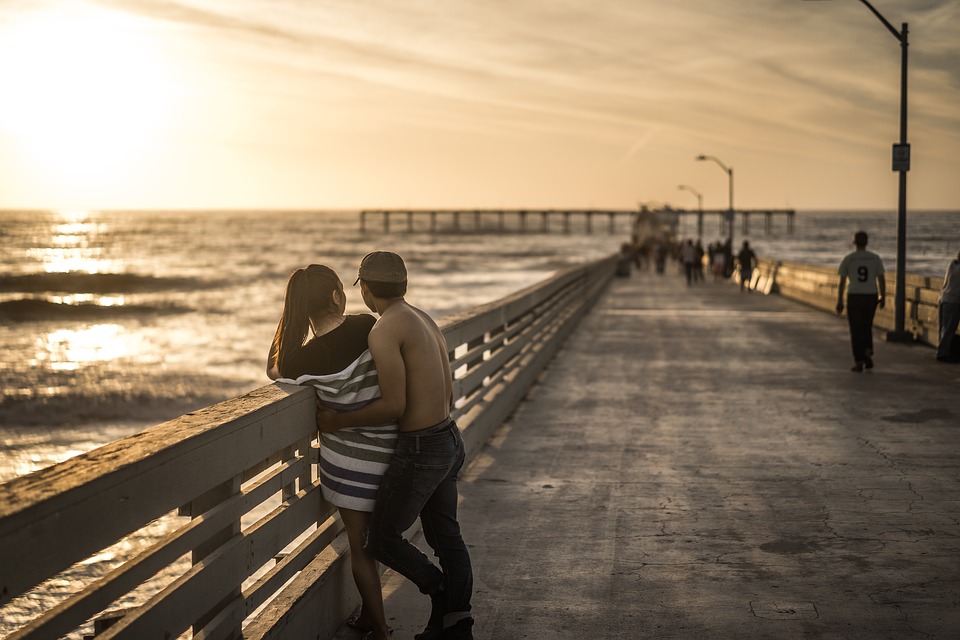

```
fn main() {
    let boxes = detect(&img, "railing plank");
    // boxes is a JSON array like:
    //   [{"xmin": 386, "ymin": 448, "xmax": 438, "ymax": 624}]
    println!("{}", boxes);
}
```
[
  {"xmin": 100, "ymin": 481, "xmax": 323, "ymax": 639},
  {"xmin": 193, "ymin": 515, "xmax": 343, "ymax": 640},
  {"xmin": 5, "ymin": 454, "xmax": 309, "ymax": 640},
  {"xmin": 0, "ymin": 384, "xmax": 316, "ymax": 606}
]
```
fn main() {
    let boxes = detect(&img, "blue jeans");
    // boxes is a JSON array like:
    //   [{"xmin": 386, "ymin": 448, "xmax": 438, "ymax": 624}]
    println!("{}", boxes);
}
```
[
  {"xmin": 938, "ymin": 301, "xmax": 960, "ymax": 359},
  {"xmin": 365, "ymin": 418, "xmax": 473, "ymax": 617}
]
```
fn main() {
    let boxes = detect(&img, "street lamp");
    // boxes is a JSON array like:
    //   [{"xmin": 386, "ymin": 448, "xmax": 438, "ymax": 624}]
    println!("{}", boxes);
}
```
[
  {"xmin": 805, "ymin": 0, "xmax": 911, "ymax": 341},
  {"xmin": 695, "ymin": 154, "xmax": 734, "ymax": 247},
  {"xmin": 677, "ymin": 184, "xmax": 704, "ymax": 241}
]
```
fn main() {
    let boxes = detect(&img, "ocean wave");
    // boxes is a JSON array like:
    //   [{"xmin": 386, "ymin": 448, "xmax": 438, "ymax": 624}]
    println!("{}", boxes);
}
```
[
  {"xmin": 0, "ymin": 379, "xmax": 244, "ymax": 427},
  {"xmin": 0, "ymin": 272, "xmax": 224, "ymax": 294},
  {"xmin": 0, "ymin": 299, "xmax": 193, "ymax": 322}
]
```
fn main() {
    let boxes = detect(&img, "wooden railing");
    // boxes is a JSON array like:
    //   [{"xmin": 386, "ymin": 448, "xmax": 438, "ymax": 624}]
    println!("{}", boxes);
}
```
[
  {"xmin": 0, "ymin": 255, "xmax": 616, "ymax": 640},
  {"xmin": 743, "ymin": 257, "xmax": 949, "ymax": 347}
]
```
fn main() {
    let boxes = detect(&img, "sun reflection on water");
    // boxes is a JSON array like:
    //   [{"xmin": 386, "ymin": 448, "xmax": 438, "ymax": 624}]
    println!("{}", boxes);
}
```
[
  {"xmin": 31, "ymin": 210, "xmax": 123, "ymax": 274},
  {"xmin": 35, "ymin": 325, "xmax": 138, "ymax": 370},
  {"xmin": 48, "ymin": 294, "xmax": 127, "ymax": 307}
]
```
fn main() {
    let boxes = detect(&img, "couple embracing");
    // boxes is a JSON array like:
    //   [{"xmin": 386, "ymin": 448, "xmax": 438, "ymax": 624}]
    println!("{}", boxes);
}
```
[{"xmin": 267, "ymin": 252, "xmax": 474, "ymax": 640}]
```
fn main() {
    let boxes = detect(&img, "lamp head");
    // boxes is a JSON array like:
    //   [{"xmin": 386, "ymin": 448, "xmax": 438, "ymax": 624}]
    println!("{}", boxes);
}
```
[{"xmin": 696, "ymin": 154, "xmax": 707, "ymax": 161}]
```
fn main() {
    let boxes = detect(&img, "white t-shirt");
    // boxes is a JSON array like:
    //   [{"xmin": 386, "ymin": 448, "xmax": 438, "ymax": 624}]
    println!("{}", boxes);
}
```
[
  {"xmin": 940, "ymin": 259, "xmax": 960, "ymax": 304},
  {"xmin": 838, "ymin": 250, "xmax": 885, "ymax": 295}
]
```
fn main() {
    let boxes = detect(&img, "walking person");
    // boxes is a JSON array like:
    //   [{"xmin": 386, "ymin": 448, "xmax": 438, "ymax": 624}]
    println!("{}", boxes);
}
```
[
  {"xmin": 266, "ymin": 264, "xmax": 395, "ymax": 640},
  {"xmin": 681, "ymin": 239, "xmax": 697, "ymax": 286},
  {"xmin": 737, "ymin": 240, "xmax": 757, "ymax": 292},
  {"xmin": 836, "ymin": 231, "xmax": 886, "ymax": 372},
  {"xmin": 711, "ymin": 241, "xmax": 726, "ymax": 283},
  {"xmin": 694, "ymin": 240, "xmax": 705, "ymax": 282},
  {"xmin": 317, "ymin": 251, "xmax": 474, "ymax": 640},
  {"xmin": 936, "ymin": 249, "xmax": 960, "ymax": 362}
]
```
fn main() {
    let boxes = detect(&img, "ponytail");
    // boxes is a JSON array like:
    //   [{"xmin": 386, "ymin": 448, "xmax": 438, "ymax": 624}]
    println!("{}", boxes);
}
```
[{"xmin": 271, "ymin": 264, "xmax": 342, "ymax": 376}]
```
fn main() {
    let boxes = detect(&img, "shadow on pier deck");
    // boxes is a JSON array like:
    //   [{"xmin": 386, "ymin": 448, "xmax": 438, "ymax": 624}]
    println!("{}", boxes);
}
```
[{"xmin": 366, "ymin": 269, "xmax": 960, "ymax": 639}]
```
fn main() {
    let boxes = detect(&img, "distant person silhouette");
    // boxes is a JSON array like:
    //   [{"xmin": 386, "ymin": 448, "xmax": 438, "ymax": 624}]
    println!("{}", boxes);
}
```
[
  {"xmin": 737, "ymin": 240, "xmax": 757, "ymax": 292},
  {"xmin": 710, "ymin": 241, "xmax": 726, "ymax": 283},
  {"xmin": 836, "ymin": 231, "xmax": 886, "ymax": 372},
  {"xmin": 694, "ymin": 240, "xmax": 705, "ymax": 282},
  {"xmin": 936, "ymin": 250, "xmax": 960, "ymax": 363},
  {"xmin": 681, "ymin": 239, "xmax": 697, "ymax": 286}
]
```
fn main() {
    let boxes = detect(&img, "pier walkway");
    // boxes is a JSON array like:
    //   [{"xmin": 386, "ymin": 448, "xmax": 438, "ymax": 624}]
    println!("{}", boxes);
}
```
[{"xmin": 360, "ymin": 269, "xmax": 959, "ymax": 639}]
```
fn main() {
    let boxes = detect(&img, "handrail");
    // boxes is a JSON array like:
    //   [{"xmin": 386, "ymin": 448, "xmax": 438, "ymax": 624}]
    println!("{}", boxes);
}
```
[
  {"xmin": 0, "ymin": 254, "xmax": 617, "ymax": 640},
  {"xmin": 742, "ymin": 257, "xmax": 949, "ymax": 347}
]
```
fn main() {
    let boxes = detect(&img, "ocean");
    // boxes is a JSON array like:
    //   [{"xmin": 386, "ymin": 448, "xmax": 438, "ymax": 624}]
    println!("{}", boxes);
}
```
[
  {"xmin": 1, "ymin": 208, "xmax": 957, "ymax": 484},
  {"xmin": 0, "ymin": 207, "xmax": 957, "ymax": 636}
]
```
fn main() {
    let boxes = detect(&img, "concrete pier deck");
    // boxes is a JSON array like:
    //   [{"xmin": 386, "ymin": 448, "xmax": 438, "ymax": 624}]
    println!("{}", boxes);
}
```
[{"xmin": 341, "ymin": 269, "xmax": 960, "ymax": 639}]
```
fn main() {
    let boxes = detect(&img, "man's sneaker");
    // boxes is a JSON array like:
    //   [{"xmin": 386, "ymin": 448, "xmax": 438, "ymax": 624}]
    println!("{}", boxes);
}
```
[
  {"xmin": 414, "ymin": 592, "xmax": 446, "ymax": 640},
  {"xmin": 439, "ymin": 618, "xmax": 474, "ymax": 640}
]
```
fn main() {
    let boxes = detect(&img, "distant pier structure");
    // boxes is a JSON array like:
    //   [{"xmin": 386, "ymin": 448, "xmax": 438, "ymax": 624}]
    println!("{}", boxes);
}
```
[
  {"xmin": 358, "ymin": 208, "xmax": 796, "ymax": 237},
  {"xmin": 360, "ymin": 209, "xmax": 636, "ymax": 234},
  {"xmin": 658, "ymin": 208, "xmax": 797, "ymax": 240}
]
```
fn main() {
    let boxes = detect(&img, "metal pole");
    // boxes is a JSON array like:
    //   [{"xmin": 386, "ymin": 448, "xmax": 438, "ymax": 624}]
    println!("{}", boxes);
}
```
[
  {"xmin": 677, "ymin": 185, "xmax": 704, "ymax": 241},
  {"xmin": 891, "ymin": 22, "xmax": 909, "ymax": 339},
  {"xmin": 695, "ymin": 156, "xmax": 734, "ymax": 248},
  {"xmin": 727, "ymin": 167, "xmax": 735, "ymax": 247}
]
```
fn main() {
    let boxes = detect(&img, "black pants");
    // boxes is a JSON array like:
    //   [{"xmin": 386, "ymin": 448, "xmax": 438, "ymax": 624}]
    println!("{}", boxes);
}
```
[{"xmin": 847, "ymin": 294, "xmax": 878, "ymax": 363}]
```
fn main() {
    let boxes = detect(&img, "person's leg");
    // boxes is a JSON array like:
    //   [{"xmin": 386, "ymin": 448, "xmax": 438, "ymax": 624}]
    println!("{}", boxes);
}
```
[
  {"xmin": 418, "ymin": 431, "xmax": 472, "ymax": 629},
  {"xmin": 846, "ymin": 297, "xmax": 863, "ymax": 365},
  {"xmin": 863, "ymin": 296, "xmax": 879, "ymax": 366},
  {"xmin": 937, "ymin": 302, "xmax": 960, "ymax": 359},
  {"xmin": 365, "ymin": 429, "xmax": 460, "ymax": 596},
  {"xmin": 339, "ymin": 508, "xmax": 390, "ymax": 639}
]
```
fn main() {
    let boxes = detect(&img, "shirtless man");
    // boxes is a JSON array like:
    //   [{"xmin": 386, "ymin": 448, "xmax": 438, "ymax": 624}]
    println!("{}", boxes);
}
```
[{"xmin": 317, "ymin": 251, "xmax": 474, "ymax": 640}]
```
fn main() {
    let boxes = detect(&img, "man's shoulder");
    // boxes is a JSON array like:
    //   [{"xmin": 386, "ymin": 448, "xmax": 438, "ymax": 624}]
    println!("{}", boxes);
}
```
[{"xmin": 372, "ymin": 302, "xmax": 430, "ymax": 332}]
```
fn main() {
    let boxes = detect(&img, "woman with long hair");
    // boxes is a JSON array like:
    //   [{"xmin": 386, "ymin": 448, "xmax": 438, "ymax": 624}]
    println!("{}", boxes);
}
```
[{"xmin": 267, "ymin": 264, "xmax": 395, "ymax": 640}]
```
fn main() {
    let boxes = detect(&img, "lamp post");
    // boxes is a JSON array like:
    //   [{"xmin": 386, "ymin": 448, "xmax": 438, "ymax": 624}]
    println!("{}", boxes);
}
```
[
  {"xmin": 695, "ymin": 154, "xmax": 734, "ymax": 247},
  {"xmin": 677, "ymin": 184, "xmax": 704, "ymax": 241},
  {"xmin": 805, "ymin": 0, "xmax": 911, "ymax": 341}
]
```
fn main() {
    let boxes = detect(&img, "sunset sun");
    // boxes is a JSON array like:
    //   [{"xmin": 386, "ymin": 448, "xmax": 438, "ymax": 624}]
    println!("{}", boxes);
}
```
[{"xmin": 0, "ymin": 4, "xmax": 181, "ymax": 180}]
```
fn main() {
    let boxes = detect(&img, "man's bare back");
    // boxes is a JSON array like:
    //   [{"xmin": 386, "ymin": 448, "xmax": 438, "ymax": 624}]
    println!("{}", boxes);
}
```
[{"xmin": 369, "ymin": 301, "xmax": 452, "ymax": 431}]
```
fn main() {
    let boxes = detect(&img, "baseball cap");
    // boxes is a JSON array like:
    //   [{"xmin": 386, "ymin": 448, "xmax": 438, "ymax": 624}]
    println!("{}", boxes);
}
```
[{"xmin": 354, "ymin": 251, "xmax": 407, "ymax": 285}]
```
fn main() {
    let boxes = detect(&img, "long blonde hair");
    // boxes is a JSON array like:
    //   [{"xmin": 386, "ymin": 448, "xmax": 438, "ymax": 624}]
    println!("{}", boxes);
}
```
[{"xmin": 271, "ymin": 264, "xmax": 342, "ymax": 376}]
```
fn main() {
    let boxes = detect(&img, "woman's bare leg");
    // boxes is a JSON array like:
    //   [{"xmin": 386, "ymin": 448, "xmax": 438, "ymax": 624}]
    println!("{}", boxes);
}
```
[{"xmin": 339, "ymin": 507, "xmax": 390, "ymax": 639}]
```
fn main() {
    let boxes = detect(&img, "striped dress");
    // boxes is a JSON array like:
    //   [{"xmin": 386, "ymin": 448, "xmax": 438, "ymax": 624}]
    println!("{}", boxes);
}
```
[{"xmin": 278, "ymin": 349, "xmax": 398, "ymax": 512}]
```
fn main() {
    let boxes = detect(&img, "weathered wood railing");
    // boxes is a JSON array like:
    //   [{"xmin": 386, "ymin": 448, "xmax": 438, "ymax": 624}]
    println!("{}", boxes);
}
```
[
  {"xmin": 0, "ymin": 255, "xmax": 616, "ymax": 640},
  {"xmin": 743, "ymin": 257, "xmax": 950, "ymax": 346}
]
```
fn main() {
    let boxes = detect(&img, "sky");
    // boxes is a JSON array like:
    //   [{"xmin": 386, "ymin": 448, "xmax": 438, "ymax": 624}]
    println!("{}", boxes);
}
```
[{"xmin": 0, "ymin": 0, "xmax": 958, "ymax": 212}]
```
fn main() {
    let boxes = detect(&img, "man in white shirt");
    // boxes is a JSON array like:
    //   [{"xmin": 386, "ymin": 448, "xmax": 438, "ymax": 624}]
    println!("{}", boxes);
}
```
[{"xmin": 836, "ymin": 231, "xmax": 886, "ymax": 372}]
